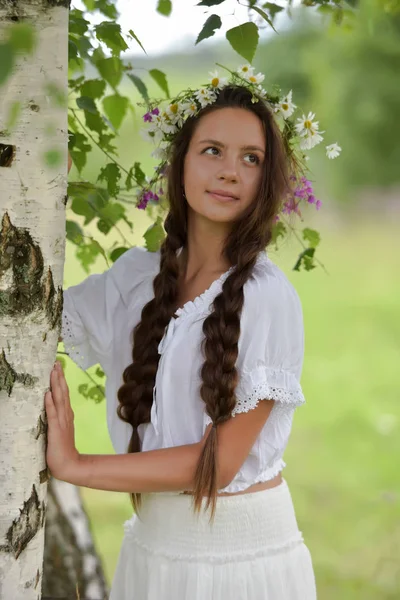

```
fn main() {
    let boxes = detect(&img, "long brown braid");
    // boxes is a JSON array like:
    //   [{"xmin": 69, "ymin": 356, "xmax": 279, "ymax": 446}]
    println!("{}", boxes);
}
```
[{"xmin": 117, "ymin": 85, "xmax": 293, "ymax": 522}]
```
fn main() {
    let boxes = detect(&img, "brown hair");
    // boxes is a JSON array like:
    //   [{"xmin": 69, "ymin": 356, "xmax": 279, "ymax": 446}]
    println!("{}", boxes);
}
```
[{"xmin": 117, "ymin": 85, "xmax": 294, "ymax": 522}]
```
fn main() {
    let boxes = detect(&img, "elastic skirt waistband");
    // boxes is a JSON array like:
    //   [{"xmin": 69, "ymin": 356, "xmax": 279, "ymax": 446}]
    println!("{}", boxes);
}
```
[{"xmin": 123, "ymin": 478, "xmax": 304, "ymax": 563}]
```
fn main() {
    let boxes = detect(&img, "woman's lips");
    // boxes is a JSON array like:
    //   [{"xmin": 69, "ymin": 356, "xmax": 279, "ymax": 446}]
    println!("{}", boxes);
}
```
[{"xmin": 207, "ymin": 190, "xmax": 239, "ymax": 202}]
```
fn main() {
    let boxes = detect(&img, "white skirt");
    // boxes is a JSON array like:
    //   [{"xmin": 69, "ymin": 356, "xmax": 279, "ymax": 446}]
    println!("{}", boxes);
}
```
[{"xmin": 109, "ymin": 478, "xmax": 317, "ymax": 599}]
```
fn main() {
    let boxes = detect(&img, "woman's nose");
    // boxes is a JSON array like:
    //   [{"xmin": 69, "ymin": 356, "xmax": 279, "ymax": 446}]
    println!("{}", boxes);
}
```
[{"xmin": 218, "ymin": 156, "xmax": 239, "ymax": 182}]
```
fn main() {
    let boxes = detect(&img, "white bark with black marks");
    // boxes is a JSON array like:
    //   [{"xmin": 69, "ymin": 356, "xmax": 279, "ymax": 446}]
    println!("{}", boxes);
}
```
[{"xmin": 0, "ymin": 0, "xmax": 68, "ymax": 597}]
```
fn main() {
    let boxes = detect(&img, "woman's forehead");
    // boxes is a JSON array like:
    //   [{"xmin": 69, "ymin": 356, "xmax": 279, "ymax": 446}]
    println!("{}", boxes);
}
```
[{"xmin": 192, "ymin": 107, "xmax": 265, "ymax": 146}]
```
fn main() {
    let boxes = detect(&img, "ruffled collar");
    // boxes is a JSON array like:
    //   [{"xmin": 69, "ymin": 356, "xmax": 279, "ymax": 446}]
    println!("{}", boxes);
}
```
[
  {"xmin": 158, "ymin": 251, "xmax": 269, "ymax": 355},
  {"xmin": 173, "ymin": 250, "xmax": 269, "ymax": 320}
]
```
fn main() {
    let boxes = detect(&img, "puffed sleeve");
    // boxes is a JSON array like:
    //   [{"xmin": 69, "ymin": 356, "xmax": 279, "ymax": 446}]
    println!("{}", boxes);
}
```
[
  {"xmin": 61, "ymin": 246, "xmax": 159, "ymax": 372},
  {"xmin": 232, "ymin": 261, "xmax": 305, "ymax": 415}
]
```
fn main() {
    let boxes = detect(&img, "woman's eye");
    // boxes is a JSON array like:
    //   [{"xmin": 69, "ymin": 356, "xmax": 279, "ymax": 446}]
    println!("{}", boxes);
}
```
[
  {"xmin": 244, "ymin": 153, "xmax": 260, "ymax": 165},
  {"xmin": 203, "ymin": 146, "xmax": 220, "ymax": 156}
]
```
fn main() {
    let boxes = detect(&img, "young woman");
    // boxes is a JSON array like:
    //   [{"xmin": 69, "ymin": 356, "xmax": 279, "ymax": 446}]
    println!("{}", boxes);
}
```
[{"xmin": 46, "ymin": 82, "xmax": 318, "ymax": 598}]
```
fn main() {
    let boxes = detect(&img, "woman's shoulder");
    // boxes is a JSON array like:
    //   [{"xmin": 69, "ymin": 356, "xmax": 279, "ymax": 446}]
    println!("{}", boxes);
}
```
[
  {"xmin": 243, "ymin": 251, "xmax": 302, "ymax": 316},
  {"xmin": 112, "ymin": 245, "xmax": 160, "ymax": 275},
  {"xmin": 109, "ymin": 246, "xmax": 161, "ymax": 300}
]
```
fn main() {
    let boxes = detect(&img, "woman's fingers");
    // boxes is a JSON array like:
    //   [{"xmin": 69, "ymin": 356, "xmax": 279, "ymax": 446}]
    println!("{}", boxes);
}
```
[
  {"xmin": 50, "ymin": 366, "xmax": 68, "ymax": 427},
  {"xmin": 45, "ymin": 391, "xmax": 57, "ymax": 420},
  {"xmin": 56, "ymin": 364, "xmax": 74, "ymax": 420}
]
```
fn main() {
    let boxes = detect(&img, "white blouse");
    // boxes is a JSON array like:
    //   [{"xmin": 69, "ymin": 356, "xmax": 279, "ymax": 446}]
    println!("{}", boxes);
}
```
[{"xmin": 61, "ymin": 246, "xmax": 306, "ymax": 494}]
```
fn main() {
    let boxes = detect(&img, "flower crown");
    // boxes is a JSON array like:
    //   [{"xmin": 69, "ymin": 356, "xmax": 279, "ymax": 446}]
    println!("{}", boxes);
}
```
[{"xmin": 137, "ymin": 63, "xmax": 341, "ymax": 216}]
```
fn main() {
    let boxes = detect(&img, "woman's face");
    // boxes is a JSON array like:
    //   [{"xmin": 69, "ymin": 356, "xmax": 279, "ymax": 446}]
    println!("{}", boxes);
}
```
[{"xmin": 183, "ymin": 107, "xmax": 266, "ymax": 225}]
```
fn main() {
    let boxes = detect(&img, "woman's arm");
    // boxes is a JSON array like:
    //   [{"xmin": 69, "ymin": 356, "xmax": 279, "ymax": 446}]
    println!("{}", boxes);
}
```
[{"xmin": 69, "ymin": 399, "xmax": 274, "ymax": 493}]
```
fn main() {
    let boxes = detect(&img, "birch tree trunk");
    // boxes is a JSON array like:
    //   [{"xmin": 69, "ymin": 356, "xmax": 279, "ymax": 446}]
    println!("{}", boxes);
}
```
[
  {"xmin": 0, "ymin": 1, "xmax": 69, "ymax": 597},
  {"xmin": 42, "ymin": 480, "xmax": 108, "ymax": 600}
]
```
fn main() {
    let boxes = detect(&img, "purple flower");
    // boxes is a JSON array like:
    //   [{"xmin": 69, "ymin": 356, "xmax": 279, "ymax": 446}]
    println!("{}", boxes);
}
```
[
  {"xmin": 316, "ymin": 200, "xmax": 322, "ymax": 210},
  {"xmin": 307, "ymin": 195, "xmax": 316, "ymax": 204},
  {"xmin": 151, "ymin": 108, "xmax": 159, "ymax": 116},
  {"xmin": 137, "ymin": 189, "xmax": 160, "ymax": 210},
  {"xmin": 143, "ymin": 112, "xmax": 153, "ymax": 123}
]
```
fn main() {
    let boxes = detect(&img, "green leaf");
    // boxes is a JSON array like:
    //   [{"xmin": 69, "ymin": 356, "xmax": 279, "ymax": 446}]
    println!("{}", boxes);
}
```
[
  {"xmin": 302, "ymin": 228, "xmax": 321, "ymax": 248},
  {"xmin": 128, "ymin": 29, "xmax": 147, "ymax": 54},
  {"xmin": 44, "ymin": 149, "xmax": 63, "ymax": 168},
  {"xmin": 293, "ymin": 248, "xmax": 316, "ymax": 272},
  {"xmin": 226, "ymin": 22, "xmax": 259, "ymax": 63},
  {"xmin": 71, "ymin": 196, "xmax": 96, "ymax": 225},
  {"xmin": 0, "ymin": 43, "xmax": 15, "ymax": 86},
  {"xmin": 6, "ymin": 101, "xmax": 21, "ymax": 130},
  {"xmin": 102, "ymin": 94, "xmax": 129, "ymax": 130},
  {"xmin": 97, "ymin": 163, "xmax": 121, "ymax": 197},
  {"xmin": 95, "ymin": 56, "xmax": 123, "ymax": 88},
  {"xmin": 85, "ymin": 110, "xmax": 108, "ymax": 134},
  {"xmin": 95, "ymin": 366, "xmax": 105, "ymax": 378},
  {"xmin": 157, "ymin": 0, "xmax": 172, "ymax": 16},
  {"xmin": 93, "ymin": 0, "xmax": 118, "ymax": 19},
  {"xmin": 98, "ymin": 132, "xmax": 117, "ymax": 155},
  {"xmin": 128, "ymin": 73, "xmax": 149, "ymax": 102},
  {"xmin": 45, "ymin": 82, "xmax": 67, "ymax": 108},
  {"xmin": 250, "ymin": 5, "xmax": 277, "ymax": 33},
  {"xmin": 196, "ymin": 14, "xmax": 222, "ymax": 45},
  {"xmin": 149, "ymin": 69, "xmax": 170, "ymax": 98},
  {"xmin": 66, "ymin": 220, "xmax": 84, "ymax": 245},
  {"xmin": 74, "ymin": 35, "xmax": 93, "ymax": 59},
  {"xmin": 97, "ymin": 202, "xmax": 125, "ymax": 234},
  {"xmin": 262, "ymin": 2, "xmax": 284, "ymax": 20},
  {"xmin": 76, "ymin": 96, "xmax": 98, "ymax": 114},
  {"xmin": 68, "ymin": 131, "xmax": 91, "ymax": 173},
  {"xmin": 144, "ymin": 217, "xmax": 165, "ymax": 252},
  {"xmin": 270, "ymin": 221, "xmax": 286, "ymax": 247},
  {"xmin": 197, "ymin": 0, "xmax": 226, "ymax": 5},
  {"xmin": 134, "ymin": 162, "xmax": 146, "ymax": 186},
  {"xmin": 9, "ymin": 23, "xmax": 36, "ymax": 54},
  {"xmin": 95, "ymin": 22, "xmax": 128, "ymax": 55},
  {"xmin": 68, "ymin": 39, "xmax": 79, "ymax": 61},
  {"xmin": 125, "ymin": 161, "xmax": 146, "ymax": 190},
  {"xmin": 80, "ymin": 78, "xmax": 106, "ymax": 99},
  {"xmin": 110, "ymin": 247, "xmax": 129, "ymax": 263},
  {"xmin": 82, "ymin": 0, "xmax": 95, "ymax": 9},
  {"xmin": 69, "ymin": 12, "xmax": 90, "ymax": 36}
]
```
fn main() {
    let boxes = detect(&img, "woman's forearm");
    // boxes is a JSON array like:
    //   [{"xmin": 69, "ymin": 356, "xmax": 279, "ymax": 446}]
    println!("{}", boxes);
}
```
[{"xmin": 71, "ymin": 442, "xmax": 204, "ymax": 493}]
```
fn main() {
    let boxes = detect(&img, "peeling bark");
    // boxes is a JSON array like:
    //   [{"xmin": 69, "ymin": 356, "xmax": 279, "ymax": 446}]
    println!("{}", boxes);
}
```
[{"xmin": 0, "ymin": 485, "xmax": 44, "ymax": 559}]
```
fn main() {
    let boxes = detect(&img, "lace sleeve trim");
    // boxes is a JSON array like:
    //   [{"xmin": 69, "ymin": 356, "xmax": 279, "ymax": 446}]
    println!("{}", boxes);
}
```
[{"xmin": 204, "ymin": 365, "xmax": 305, "ymax": 425}]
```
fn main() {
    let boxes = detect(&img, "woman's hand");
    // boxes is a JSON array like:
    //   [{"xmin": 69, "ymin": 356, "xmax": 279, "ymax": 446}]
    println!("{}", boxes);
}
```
[{"xmin": 44, "ymin": 361, "xmax": 80, "ymax": 482}]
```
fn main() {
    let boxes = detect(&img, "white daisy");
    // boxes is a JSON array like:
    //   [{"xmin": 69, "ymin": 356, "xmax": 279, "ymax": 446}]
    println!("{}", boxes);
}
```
[
  {"xmin": 209, "ymin": 70, "xmax": 228, "ymax": 90},
  {"xmin": 194, "ymin": 87, "xmax": 217, "ymax": 108},
  {"xmin": 257, "ymin": 85, "xmax": 267, "ymax": 99},
  {"xmin": 299, "ymin": 130, "xmax": 325, "ymax": 150},
  {"xmin": 294, "ymin": 111, "xmax": 325, "ymax": 148},
  {"xmin": 237, "ymin": 64, "xmax": 254, "ymax": 77},
  {"xmin": 274, "ymin": 90, "xmax": 297, "ymax": 119},
  {"xmin": 326, "ymin": 142, "xmax": 342, "ymax": 159},
  {"xmin": 151, "ymin": 141, "xmax": 169, "ymax": 161},
  {"xmin": 244, "ymin": 71, "xmax": 265, "ymax": 85},
  {"xmin": 166, "ymin": 102, "xmax": 184, "ymax": 126},
  {"xmin": 159, "ymin": 111, "xmax": 178, "ymax": 134},
  {"xmin": 294, "ymin": 111, "xmax": 320, "ymax": 136},
  {"xmin": 181, "ymin": 100, "xmax": 198, "ymax": 118},
  {"xmin": 140, "ymin": 125, "xmax": 163, "ymax": 144}
]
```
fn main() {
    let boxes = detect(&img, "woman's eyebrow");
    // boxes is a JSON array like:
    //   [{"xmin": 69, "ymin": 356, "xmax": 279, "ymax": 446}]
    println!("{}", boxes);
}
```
[{"xmin": 198, "ymin": 138, "xmax": 265, "ymax": 154}]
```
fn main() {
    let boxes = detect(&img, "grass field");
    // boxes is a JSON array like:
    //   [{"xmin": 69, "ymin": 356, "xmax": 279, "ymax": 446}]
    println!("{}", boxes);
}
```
[{"xmin": 62, "ymin": 209, "xmax": 400, "ymax": 598}]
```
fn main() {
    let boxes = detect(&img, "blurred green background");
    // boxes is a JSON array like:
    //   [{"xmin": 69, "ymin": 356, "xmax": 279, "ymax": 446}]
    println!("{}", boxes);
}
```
[{"xmin": 63, "ymin": 3, "xmax": 400, "ymax": 598}]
